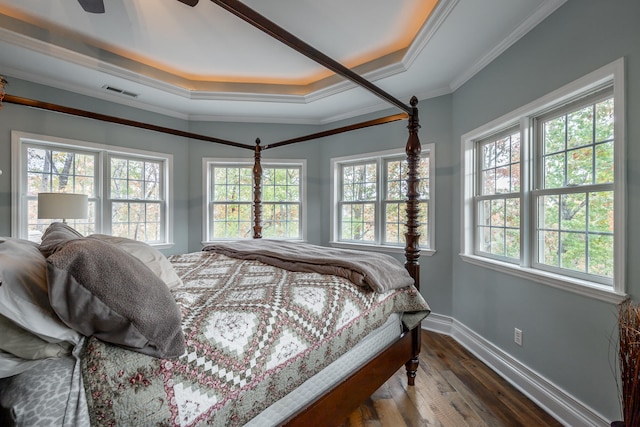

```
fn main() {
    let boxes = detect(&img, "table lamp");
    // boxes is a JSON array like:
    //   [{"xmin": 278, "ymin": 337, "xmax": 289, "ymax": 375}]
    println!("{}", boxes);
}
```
[{"xmin": 37, "ymin": 193, "xmax": 89, "ymax": 224}]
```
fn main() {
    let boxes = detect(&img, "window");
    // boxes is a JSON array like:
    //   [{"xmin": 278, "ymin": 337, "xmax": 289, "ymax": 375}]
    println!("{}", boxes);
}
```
[
  {"xmin": 12, "ymin": 132, "xmax": 173, "ymax": 246},
  {"xmin": 331, "ymin": 146, "xmax": 434, "ymax": 253},
  {"xmin": 476, "ymin": 129, "xmax": 521, "ymax": 260},
  {"xmin": 110, "ymin": 156, "xmax": 164, "ymax": 242},
  {"xmin": 461, "ymin": 59, "xmax": 625, "ymax": 302},
  {"xmin": 203, "ymin": 159, "xmax": 305, "ymax": 241}
]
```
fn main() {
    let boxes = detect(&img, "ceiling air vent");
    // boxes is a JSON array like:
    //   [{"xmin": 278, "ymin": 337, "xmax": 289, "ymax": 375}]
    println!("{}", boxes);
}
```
[{"xmin": 102, "ymin": 85, "xmax": 138, "ymax": 98}]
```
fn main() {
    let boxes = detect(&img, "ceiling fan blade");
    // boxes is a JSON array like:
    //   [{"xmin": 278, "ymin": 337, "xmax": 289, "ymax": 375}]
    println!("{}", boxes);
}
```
[
  {"xmin": 177, "ymin": 0, "xmax": 199, "ymax": 6},
  {"xmin": 77, "ymin": 0, "xmax": 105, "ymax": 13}
]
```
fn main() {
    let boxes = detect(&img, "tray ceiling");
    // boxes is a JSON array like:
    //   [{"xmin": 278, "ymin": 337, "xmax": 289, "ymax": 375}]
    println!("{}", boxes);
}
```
[{"xmin": 0, "ymin": 0, "xmax": 565, "ymax": 124}]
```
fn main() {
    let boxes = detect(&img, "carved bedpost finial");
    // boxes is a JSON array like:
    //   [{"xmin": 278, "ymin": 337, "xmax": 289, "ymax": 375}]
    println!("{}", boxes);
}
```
[{"xmin": 253, "ymin": 138, "xmax": 263, "ymax": 239}]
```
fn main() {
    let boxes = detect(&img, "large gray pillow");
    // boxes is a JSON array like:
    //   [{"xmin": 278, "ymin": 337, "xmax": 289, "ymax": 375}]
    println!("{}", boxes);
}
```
[{"xmin": 46, "ymin": 238, "xmax": 185, "ymax": 358}]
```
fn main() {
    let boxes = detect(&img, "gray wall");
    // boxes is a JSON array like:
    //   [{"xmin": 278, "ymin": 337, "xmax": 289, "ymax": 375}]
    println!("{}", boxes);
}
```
[
  {"xmin": 450, "ymin": 0, "xmax": 640, "ymax": 420},
  {"xmin": 0, "ymin": 0, "xmax": 637, "ymax": 421}
]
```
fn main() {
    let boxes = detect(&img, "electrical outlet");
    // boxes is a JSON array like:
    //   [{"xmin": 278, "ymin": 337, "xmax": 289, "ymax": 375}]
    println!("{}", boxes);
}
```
[{"xmin": 514, "ymin": 328, "xmax": 523, "ymax": 346}]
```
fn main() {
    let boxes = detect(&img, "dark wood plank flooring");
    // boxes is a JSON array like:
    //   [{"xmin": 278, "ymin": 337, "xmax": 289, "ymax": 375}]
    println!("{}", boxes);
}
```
[{"xmin": 338, "ymin": 330, "xmax": 562, "ymax": 427}]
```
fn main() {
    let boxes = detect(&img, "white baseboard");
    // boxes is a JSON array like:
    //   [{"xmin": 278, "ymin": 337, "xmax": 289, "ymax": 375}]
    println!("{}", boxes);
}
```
[{"xmin": 422, "ymin": 313, "xmax": 610, "ymax": 427}]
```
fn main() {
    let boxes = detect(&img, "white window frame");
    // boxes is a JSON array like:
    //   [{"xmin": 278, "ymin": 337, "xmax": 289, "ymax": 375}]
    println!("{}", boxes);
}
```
[
  {"xmin": 460, "ymin": 58, "xmax": 625, "ymax": 303},
  {"xmin": 330, "ymin": 145, "xmax": 435, "ymax": 255},
  {"xmin": 202, "ymin": 158, "xmax": 307, "ymax": 244},
  {"xmin": 11, "ymin": 131, "xmax": 174, "ymax": 248}
]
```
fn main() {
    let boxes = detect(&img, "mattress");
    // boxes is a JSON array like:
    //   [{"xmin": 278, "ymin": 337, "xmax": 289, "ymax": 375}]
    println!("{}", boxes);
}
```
[{"xmin": 0, "ymin": 313, "xmax": 402, "ymax": 427}]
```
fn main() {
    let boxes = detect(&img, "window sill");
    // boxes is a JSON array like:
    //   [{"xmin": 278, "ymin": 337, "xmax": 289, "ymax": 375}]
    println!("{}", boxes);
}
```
[
  {"xmin": 459, "ymin": 253, "xmax": 626, "ymax": 304},
  {"xmin": 330, "ymin": 241, "xmax": 436, "ymax": 257},
  {"xmin": 150, "ymin": 242, "xmax": 175, "ymax": 250}
]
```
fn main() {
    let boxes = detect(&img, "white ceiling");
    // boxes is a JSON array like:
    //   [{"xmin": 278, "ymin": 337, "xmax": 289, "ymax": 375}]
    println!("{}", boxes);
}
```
[{"xmin": 0, "ymin": 0, "xmax": 566, "ymax": 124}]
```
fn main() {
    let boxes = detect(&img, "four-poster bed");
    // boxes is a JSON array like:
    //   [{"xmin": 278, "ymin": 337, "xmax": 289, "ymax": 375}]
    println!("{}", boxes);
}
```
[{"xmin": 0, "ymin": 1, "xmax": 429, "ymax": 425}]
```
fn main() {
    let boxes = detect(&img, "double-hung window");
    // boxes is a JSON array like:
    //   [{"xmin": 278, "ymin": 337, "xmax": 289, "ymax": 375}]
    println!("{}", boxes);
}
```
[
  {"xmin": 12, "ymin": 132, "xmax": 173, "ymax": 246},
  {"xmin": 203, "ymin": 159, "xmax": 305, "ymax": 241},
  {"xmin": 461, "ymin": 59, "xmax": 625, "ymax": 301},
  {"xmin": 331, "ymin": 146, "xmax": 434, "ymax": 253}
]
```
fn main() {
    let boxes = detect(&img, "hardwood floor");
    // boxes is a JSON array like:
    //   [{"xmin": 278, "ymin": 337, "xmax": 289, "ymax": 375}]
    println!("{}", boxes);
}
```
[{"xmin": 338, "ymin": 330, "xmax": 562, "ymax": 427}]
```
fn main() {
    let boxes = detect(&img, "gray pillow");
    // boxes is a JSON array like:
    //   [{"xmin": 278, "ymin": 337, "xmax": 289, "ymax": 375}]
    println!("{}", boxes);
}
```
[
  {"xmin": 39, "ymin": 222, "xmax": 83, "ymax": 257},
  {"xmin": 46, "ymin": 238, "xmax": 185, "ymax": 358}
]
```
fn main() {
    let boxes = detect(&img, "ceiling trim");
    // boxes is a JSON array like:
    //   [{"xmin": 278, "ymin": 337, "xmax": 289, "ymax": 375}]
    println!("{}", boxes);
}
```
[{"xmin": 403, "ymin": 0, "xmax": 459, "ymax": 69}]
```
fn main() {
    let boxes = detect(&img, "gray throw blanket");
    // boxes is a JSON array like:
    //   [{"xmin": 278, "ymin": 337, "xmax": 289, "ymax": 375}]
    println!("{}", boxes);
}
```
[{"xmin": 203, "ymin": 240, "xmax": 415, "ymax": 293}]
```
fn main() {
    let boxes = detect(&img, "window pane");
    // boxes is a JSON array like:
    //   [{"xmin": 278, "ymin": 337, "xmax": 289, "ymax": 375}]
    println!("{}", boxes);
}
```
[
  {"xmin": 544, "ymin": 116, "xmax": 566, "ymax": 154},
  {"xmin": 560, "ymin": 193, "xmax": 587, "ymax": 232},
  {"xmin": 341, "ymin": 203, "xmax": 375, "ymax": 242},
  {"xmin": 511, "ymin": 163, "xmax": 520, "ymax": 193},
  {"xmin": 384, "ymin": 202, "xmax": 402, "ymax": 244},
  {"xmin": 482, "ymin": 169, "xmax": 495, "ymax": 195},
  {"xmin": 588, "ymin": 234, "xmax": 614, "ymax": 277},
  {"xmin": 595, "ymin": 98, "xmax": 614, "ymax": 142},
  {"xmin": 595, "ymin": 141, "xmax": 614, "ymax": 184},
  {"xmin": 505, "ymin": 198, "xmax": 520, "ymax": 228},
  {"xmin": 491, "ymin": 228, "xmax": 504, "ymax": 256},
  {"xmin": 543, "ymin": 153, "xmax": 565, "ymax": 189},
  {"xmin": 540, "ymin": 230, "xmax": 560, "ymax": 267},
  {"xmin": 482, "ymin": 142, "xmax": 495, "ymax": 169},
  {"xmin": 386, "ymin": 160, "xmax": 403, "ymax": 199},
  {"xmin": 478, "ymin": 200, "xmax": 491, "ymax": 227},
  {"xmin": 566, "ymin": 146, "xmax": 593, "ymax": 186},
  {"xmin": 491, "ymin": 199, "xmax": 505, "ymax": 226},
  {"xmin": 27, "ymin": 147, "xmax": 50, "ymax": 173},
  {"xmin": 567, "ymin": 105, "xmax": 594, "ymax": 149},
  {"xmin": 560, "ymin": 232, "xmax": 586, "ymax": 273},
  {"xmin": 506, "ymin": 229, "xmax": 520, "ymax": 259},
  {"xmin": 495, "ymin": 166, "xmax": 511, "ymax": 193},
  {"xmin": 479, "ymin": 226, "xmax": 491, "ymax": 253},
  {"xmin": 538, "ymin": 195, "xmax": 559, "ymax": 230},
  {"xmin": 589, "ymin": 191, "xmax": 614, "ymax": 233},
  {"xmin": 111, "ymin": 158, "xmax": 127, "ymax": 179}
]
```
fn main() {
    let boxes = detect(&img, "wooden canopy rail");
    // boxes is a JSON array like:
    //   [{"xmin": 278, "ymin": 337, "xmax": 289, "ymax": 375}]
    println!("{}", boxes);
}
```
[{"xmin": 5, "ymin": 2, "xmax": 423, "ymax": 423}]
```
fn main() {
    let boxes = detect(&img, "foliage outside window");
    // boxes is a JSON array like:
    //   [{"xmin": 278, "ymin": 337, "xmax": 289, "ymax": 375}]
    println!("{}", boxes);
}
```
[
  {"xmin": 13, "ymin": 132, "xmax": 172, "ymax": 245},
  {"xmin": 461, "ymin": 59, "xmax": 625, "ymax": 301},
  {"xmin": 332, "ymin": 147, "xmax": 432, "ymax": 250},
  {"xmin": 534, "ymin": 93, "xmax": 614, "ymax": 279},
  {"xmin": 205, "ymin": 160, "xmax": 304, "ymax": 241}
]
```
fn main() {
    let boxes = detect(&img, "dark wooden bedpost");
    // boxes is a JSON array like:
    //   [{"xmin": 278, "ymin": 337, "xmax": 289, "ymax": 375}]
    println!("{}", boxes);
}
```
[
  {"xmin": 405, "ymin": 96, "xmax": 421, "ymax": 386},
  {"xmin": 253, "ymin": 138, "xmax": 263, "ymax": 239}
]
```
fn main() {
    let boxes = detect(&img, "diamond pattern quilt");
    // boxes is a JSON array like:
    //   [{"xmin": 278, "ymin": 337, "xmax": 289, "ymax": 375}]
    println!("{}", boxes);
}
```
[{"xmin": 81, "ymin": 251, "xmax": 429, "ymax": 426}]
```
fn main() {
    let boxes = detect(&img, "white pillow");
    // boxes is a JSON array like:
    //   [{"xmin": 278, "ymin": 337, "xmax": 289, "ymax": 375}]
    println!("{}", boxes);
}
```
[
  {"xmin": 88, "ymin": 235, "xmax": 183, "ymax": 289},
  {"xmin": 0, "ymin": 238, "xmax": 81, "ymax": 345},
  {"xmin": 0, "ymin": 314, "xmax": 72, "ymax": 360}
]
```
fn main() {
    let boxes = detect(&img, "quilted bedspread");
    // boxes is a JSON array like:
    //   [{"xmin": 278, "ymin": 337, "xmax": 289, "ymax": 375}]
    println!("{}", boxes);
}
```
[{"xmin": 81, "ymin": 251, "xmax": 430, "ymax": 426}]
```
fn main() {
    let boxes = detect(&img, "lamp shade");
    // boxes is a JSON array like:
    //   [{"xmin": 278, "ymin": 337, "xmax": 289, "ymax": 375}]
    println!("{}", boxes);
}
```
[{"xmin": 37, "ymin": 193, "xmax": 89, "ymax": 220}]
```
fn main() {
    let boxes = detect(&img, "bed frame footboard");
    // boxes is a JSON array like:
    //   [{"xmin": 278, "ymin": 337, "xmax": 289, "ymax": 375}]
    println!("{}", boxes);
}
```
[{"xmin": 284, "ymin": 327, "xmax": 419, "ymax": 426}]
